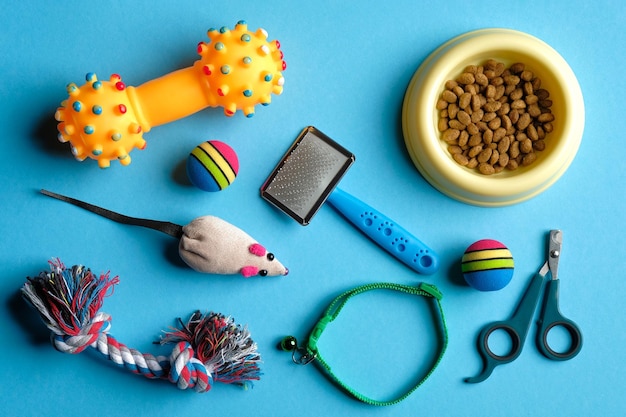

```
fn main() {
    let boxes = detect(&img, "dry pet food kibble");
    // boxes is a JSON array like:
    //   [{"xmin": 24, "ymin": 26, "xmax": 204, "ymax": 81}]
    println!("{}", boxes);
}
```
[{"xmin": 437, "ymin": 59, "xmax": 555, "ymax": 175}]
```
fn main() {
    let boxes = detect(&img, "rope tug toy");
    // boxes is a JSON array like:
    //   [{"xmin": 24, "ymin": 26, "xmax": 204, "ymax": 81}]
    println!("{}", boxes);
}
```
[
  {"xmin": 55, "ymin": 20, "xmax": 286, "ymax": 168},
  {"xmin": 21, "ymin": 259, "xmax": 262, "ymax": 392}
]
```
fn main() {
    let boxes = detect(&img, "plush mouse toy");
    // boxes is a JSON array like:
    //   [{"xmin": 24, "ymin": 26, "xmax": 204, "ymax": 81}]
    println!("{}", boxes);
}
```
[
  {"xmin": 40, "ymin": 189, "xmax": 288, "ymax": 278},
  {"xmin": 179, "ymin": 215, "xmax": 287, "ymax": 277}
]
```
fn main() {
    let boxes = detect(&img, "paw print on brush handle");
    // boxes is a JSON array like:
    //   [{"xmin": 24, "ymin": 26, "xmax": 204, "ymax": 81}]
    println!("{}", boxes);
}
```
[{"xmin": 326, "ymin": 188, "xmax": 439, "ymax": 275}]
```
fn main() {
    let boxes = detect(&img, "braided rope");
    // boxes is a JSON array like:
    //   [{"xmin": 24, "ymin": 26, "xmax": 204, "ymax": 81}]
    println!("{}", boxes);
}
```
[
  {"xmin": 49, "ymin": 311, "xmax": 212, "ymax": 389},
  {"xmin": 95, "ymin": 333, "xmax": 169, "ymax": 379},
  {"xmin": 169, "ymin": 342, "xmax": 213, "ymax": 392},
  {"xmin": 51, "ymin": 311, "xmax": 112, "ymax": 354},
  {"xmin": 21, "ymin": 259, "xmax": 260, "ymax": 393}
]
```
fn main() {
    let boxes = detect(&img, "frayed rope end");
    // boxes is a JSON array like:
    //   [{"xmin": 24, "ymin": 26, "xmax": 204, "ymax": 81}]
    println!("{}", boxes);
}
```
[
  {"xmin": 21, "ymin": 258, "xmax": 118, "ymax": 351},
  {"xmin": 160, "ymin": 310, "xmax": 262, "ymax": 389}
]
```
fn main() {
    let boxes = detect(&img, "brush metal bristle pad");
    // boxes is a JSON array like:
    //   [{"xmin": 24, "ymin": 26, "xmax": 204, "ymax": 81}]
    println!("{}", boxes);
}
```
[{"xmin": 261, "ymin": 126, "xmax": 354, "ymax": 225}]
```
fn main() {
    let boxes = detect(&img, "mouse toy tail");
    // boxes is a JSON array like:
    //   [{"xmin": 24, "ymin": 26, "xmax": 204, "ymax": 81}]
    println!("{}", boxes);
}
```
[{"xmin": 40, "ymin": 189, "xmax": 184, "ymax": 238}]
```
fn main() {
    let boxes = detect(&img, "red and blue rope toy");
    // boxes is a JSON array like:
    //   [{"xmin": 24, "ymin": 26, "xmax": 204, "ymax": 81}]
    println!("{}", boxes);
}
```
[{"xmin": 21, "ymin": 259, "xmax": 262, "ymax": 392}]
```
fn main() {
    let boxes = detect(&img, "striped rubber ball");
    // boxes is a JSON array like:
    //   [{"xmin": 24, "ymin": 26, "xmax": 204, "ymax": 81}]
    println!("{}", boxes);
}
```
[
  {"xmin": 186, "ymin": 140, "xmax": 239, "ymax": 192},
  {"xmin": 461, "ymin": 239, "xmax": 514, "ymax": 291}
]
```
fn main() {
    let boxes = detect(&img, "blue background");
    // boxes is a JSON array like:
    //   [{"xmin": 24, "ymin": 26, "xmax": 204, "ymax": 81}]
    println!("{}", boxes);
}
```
[{"xmin": 2, "ymin": 1, "xmax": 624, "ymax": 416}]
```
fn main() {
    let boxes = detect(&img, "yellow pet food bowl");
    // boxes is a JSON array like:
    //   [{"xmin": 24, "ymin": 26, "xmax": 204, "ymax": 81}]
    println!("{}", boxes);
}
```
[{"xmin": 402, "ymin": 28, "xmax": 584, "ymax": 206}]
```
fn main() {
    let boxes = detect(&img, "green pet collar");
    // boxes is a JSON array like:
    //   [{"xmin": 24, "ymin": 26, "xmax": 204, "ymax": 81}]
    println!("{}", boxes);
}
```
[{"xmin": 279, "ymin": 282, "xmax": 448, "ymax": 406}]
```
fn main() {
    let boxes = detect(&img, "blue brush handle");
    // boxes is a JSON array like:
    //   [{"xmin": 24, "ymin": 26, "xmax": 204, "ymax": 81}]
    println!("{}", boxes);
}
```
[{"xmin": 326, "ymin": 188, "xmax": 439, "ymax": 275}]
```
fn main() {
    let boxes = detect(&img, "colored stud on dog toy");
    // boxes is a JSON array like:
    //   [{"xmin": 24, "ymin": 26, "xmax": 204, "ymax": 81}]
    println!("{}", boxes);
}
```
[
  {"xmin": 187, "ymin": 140, "xmax": 239, "ymax": 192},
  {"xmin": 21, "ymin": 259, "xmax": 262, "ymax": 392},
  {"xmin": 54, "ymin": 20, "xmax": 286, "ymax": 168},
  {"xmin": 40, "ymin": 189, "xmax": 288, "ymax": 278},
  {"xmin": 462, "ymin": 239, "xmax": 514, "ymax": 291}
]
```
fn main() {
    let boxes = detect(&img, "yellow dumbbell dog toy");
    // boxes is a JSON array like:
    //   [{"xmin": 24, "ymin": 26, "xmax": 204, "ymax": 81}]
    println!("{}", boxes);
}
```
[{"xmin": 55, "ymin": 20, "xmax": 286, "ymax": 168}]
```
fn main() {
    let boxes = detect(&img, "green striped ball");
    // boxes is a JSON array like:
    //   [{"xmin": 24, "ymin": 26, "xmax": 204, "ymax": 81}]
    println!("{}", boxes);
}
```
[
  {"xmin": 187, "ymin": 140, "xmax": 239, "ymax": 192},
  {"xmin": 462, "ymin": 239, "xmax": 514, "ymax": 291}
]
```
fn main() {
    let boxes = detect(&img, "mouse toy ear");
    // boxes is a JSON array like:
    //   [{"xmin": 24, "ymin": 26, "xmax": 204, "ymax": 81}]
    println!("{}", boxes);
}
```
[
  {"xmin": 248, "ymin": 243, "xmax": 266, "ymax": 257},
  {"xmin": 240, "ymin": 266, "xmax": 259, "ymax": 278}
]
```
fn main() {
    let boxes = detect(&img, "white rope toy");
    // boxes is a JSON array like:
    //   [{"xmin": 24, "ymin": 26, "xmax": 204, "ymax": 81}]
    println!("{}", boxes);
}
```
[{"xmin": 21, "ymin": 259, "xmax": 262, "ymax": 392}]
